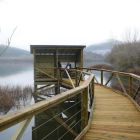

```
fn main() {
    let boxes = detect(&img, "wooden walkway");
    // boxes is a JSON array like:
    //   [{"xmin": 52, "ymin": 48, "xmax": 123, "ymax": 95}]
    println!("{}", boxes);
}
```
[{"xmin": 82, "ymin": 85, "xmax": 140, "ymax": 140}]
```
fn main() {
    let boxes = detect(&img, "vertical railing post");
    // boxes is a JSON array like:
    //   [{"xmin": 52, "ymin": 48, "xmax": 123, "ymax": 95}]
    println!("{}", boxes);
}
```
[
  {"xmin": 101, "ymin": 70, "xmax": 103, "ymax": 85},
  {"xmin": 129, "ymin": 75, "xmax": 132, "ymax": 97},
  {"xmin": 81, "ymin": 87, "xmax": 88, "ymax": 130},
  {"xmin": 57, "ymin": 68, "xmax": 60, "ymax": 94},
  {"xmin": 56, "ymin": 49, "xmax": 60, "ymax": 94},
  {"xmin": 33, "ymin": 49, "xmax": 37, "ymax": 94},
  {"xmin": 75, "ymin": 69, "xmax": 78, "ymax": 87},
  {"xmin": 92, "ymin": 76, "xmax": 94, "ymax": 100}
]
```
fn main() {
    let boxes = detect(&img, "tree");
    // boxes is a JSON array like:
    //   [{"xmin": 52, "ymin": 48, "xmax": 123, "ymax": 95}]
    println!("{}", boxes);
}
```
[
  {"xmin": 0, "ymin": 27, "xmax": 17, "ymax": 56},
  {"xmin": 105, "ymin": 29, "xmax": 140, "ymax": 70}
]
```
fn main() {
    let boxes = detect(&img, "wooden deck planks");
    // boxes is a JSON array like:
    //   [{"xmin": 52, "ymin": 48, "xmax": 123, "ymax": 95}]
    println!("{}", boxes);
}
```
[{"xmin": 81, "ymin": 85, "xmax": 140, "ymax": 140}]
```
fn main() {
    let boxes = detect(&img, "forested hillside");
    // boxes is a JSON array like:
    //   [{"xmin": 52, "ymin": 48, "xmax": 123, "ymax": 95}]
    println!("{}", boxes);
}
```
[
  {"xmin": 0, "ymin": 45, "xmax": 105, "ymax": 62},
  {"xmin": 83, "ymin": 51, "xmax": 104, "ymax": 61},
  {"xmin": 85, "ymin": 42, "xmax": 112, "ymax": 51},
  {"xmin": 0, "ymin": 45, "xmax": 31, "ymax": 57},
  {"xmin": 105, "ymin": 42, "xmax": 140, "ymax": 71}
]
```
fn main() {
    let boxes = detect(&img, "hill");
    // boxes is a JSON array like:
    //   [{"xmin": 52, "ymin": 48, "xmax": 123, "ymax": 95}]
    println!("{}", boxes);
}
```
[
  {"xmin": 0, "ymin": 45, "xmax": 31, "ymax": 57},
  {"xmin": 85, "ymin": 40, "xmax": 122, "ymax": 55},
  {"xmin": 0, "ymin": 45, "xmax": 105, "ymax": 62},
  {"xmin": 83, "ymin": 51, "xmax": 104, "ymax": 62}
]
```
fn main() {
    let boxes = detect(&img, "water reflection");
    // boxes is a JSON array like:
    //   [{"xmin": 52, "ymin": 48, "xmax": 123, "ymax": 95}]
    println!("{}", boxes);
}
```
[
  {"xmin": 83, "ymin": 60, "xmax": 105, "ymax": 67},
  {"xmin": 0, "ymin": 62, "xmax": 33, "ymax": 77}
]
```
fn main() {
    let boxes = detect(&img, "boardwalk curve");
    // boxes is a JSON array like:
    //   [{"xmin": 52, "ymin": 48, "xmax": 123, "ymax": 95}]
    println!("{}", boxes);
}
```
[{"xmin": 82, "ymin": 85, "xmax": 140, "ymax": 140}]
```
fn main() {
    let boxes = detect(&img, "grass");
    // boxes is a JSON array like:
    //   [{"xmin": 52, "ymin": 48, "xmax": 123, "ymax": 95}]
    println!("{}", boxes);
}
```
[
  {"xmin": 125, "ymin": 68, "xmax": 140, "ymax": 75},
  {"xmin": 0, "ymin": 84, "xmax": 33, "ymax": 115},
  {"xmin": 109, "ymin": 79, "xmax": 140, "ymax": 106},
  {"xmin": 88, "ymin": 64, "xmax": 114, "ymax": 70},
  {"xmin": 88, "ymin": 64, "xmax": 140, "ymax": 75}
]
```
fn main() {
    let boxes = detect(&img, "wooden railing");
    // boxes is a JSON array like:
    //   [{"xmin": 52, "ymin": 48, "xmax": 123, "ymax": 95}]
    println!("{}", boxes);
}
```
[
  {"xmin": 1, "ymin": 67, "xmax": 139, "ymax": 139},
  {"xmin": 80, "ymin": 67, "xmax": 140, "ymax": 111},
  {"xmin": 0, "ymin": 68, "xmax": 95, "ymax": 140}
]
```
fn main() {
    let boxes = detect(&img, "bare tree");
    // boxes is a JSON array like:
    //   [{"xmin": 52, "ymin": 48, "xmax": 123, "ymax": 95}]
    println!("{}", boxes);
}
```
[
  {"xmin": 0, "ymin": 26, "xmax": 17, "ymax": 56},
  {"xmin": 122, "ymin": 28, "xmax": 140, "ymax": 43},
  {"xmin": 105, "ymin": 28, "xmax": 140, "ymax": 70}
]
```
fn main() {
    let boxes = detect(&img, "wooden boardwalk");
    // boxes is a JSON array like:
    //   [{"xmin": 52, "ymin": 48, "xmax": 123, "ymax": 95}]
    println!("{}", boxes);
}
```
[{"xmin": 82, "ymin": 85, "xmax": 140, "ymax": 140}]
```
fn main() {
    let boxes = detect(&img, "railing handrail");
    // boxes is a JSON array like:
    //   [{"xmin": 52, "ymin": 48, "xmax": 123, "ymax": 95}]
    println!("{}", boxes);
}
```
[
  {"xmin": 0, "ymin": 69, "xmax": 94, "ymax": 132},
  {"xmin": 80, "ymin": 67, "xmax": 140, "ymax": 111},
  {"xmin": 80, "ymin": 67, "xmax": 140, "ymax": 80}
]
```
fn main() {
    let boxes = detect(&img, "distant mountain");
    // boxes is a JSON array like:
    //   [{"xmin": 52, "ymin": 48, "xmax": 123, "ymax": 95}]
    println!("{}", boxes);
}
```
[
  {"xmin": 83, "ymin": 51, "xmax": 105, "ymax": 62},
  {"xmin": 0, "ymin": 45, "xmax": 31, "ymax": 57},
  {"xmin": 85, "ymin": 40, "xmax": 122, "ymax": 55},
  {"xmin": 0, "ymin": 43, "xmax": 109, "ymax": 62}
]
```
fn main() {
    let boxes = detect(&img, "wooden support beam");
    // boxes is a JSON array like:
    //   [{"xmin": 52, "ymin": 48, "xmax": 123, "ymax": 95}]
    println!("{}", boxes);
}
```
[
  {"xmin": 37, "ymin": 85, "xmax": 51, "ymax": 90},
  {"xmin": 129, "ymin": 75, "xmax": 132, "ymax": 97},
  {"xmin": 35, "ymin": 67, "xmax": 57, "ymax": 80},
  {"xmin": 90, "ymin": 70, "xmax": 99, "ymax": 84},
  {"xmin": 60, "ymin": 108, "xmax": 72, "ymax": 118},
  {"xmin": 11, "ymin": 117, "xmax": 32, "ymax": 140},
  {"xmin": 105, "ymin": 73, "xmax": 114, "ymax": 86},
  {"xmin": 35, "ymin": 82, "xmax": 58, "ymax": 85},
  {"xmin": 88, "ymin": 85, "xmax": 91, "ymax": 108},
  {"xmin": 65, "ymin": 69, "xmax": 75, "ymax": 88},
  {"xmin": 77, "ymin": 73, "xmax": 82, "ymax": 86},
  {"xmin": 36, "ymin": 85, "xmax": 57, "ymax": 95},
  {"xmin": 36, "ymin": 95, "xmax": 46, "ymax": 100},
  {"xmin": 81, "ymin": 88, "xmax": 88, "ymax": 130},
  {"xmin": 33, "ymin": 49, "xmax": 36, "ymax": 81},
  {"xmin": 133, "ymin": 84, "xmax": 140, "ymax": 99},
  {"xmin": 92, "ymin": 77, "xmax": 94, "ymax": 101},
  {"xmin": 56, "ymin": 49, "xmax": 60, "ymax": 94},
  {"xmin": 69, "ymin": 120, "xmax": 76, "ymax": 127},
  {"xmin": 81, "ymin": 72, "xmax": 85, "ymax": 81},
  {"xmin": 75, "ymin": 70, "xmax": 78, "ymax": 87},
  {"xmin": 81, "ymin": 49, "xmax": 83, "ymax": 67},
  {"xmin": 34, "ymin": 85, "xmax": 37, "ymax": 94},
  {"xmin": 116, "ymin": 74, "xmax": 127, "ymax": 95},
  {"xmin": 45, "ymin": 110, "xmax": 78, "ymax": 136},
  {"xmin": 101, "ymin": 70, "xmax": 103, "ymax": 85}
]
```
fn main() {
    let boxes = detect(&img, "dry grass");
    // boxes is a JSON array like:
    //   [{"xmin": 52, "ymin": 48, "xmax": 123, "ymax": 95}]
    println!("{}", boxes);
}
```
[
  {"xmin": 125, "ymin": 68, "xmax": 140, "ymax": 75},
  {"xmin": 88, "ymin": 64, "xmax": 114, "ymax": 70},
  {"xmin": 0, "ymin": 85, "xmax": 33, "ymax": 115},
  {"xmin": 110, "ymin": 81, "xmax": 140, "ymax": 106}
]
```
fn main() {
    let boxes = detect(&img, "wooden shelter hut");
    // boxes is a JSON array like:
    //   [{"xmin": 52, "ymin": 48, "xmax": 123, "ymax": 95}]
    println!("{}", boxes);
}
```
[{"xmin": 30, "ymin": 45, "xmax": 86, "ymax": 94}]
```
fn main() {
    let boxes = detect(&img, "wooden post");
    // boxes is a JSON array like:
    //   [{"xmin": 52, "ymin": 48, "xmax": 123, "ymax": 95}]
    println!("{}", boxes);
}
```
[
  {"xmin": 81, "ymin": 49, "xmax": 83, "ymax": 67},
  {"xmin": 56, "ymin": 49, "xmax": 60, "ymax": 94},
  {"xmin": 65, "ymin": 69, "xmax": 75, "ymax": 88},
  {"xmin": 116, "ymin": 74, "xmax": 127, "ymax": 95},
  {"xmin": 105, "ymin": 73, "xmax": 114, "ymax": 86},
  {"xmin": 129, "ymin": 75, "xmax": 132, "ymax": 97},
  {"xmin": 34, "ymin": 85, "xmax": 37, "ymax": 95},
  {"xmin": 101, "ymin": 70, "xmax": 103, "ymax": 85},
  {"xmin": 92, "ymin": 77, "xmax": 94, "ymax": 100},
  {"xmin": 33, "ymin": 49, "xmax": 36, "ymax": 81},
  {"xmin": 11, "ymin": 117, "xmax": 32, "ymax": 140},
  {"xmin": 33, "ymin": 49, "xmax": 37, "ymax": 94},
  {"xmin": 81, "ymin": 88, "xmax": 88, "ymax": 130},
  {"xmin": 75, "ymin": 69, "xmax": 78, "ymax": 87},
  {"xmin": 57, "ymin": 68, "xmax": 60, "ymax": 93}
]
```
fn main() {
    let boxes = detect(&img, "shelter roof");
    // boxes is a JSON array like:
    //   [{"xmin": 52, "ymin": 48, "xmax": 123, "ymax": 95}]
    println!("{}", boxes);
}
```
[{"xmin": 30, "ymin": 45, "xmax": 86, "ymax": 54}]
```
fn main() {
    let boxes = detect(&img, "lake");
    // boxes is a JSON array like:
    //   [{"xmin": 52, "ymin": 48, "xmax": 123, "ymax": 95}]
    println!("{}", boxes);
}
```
[{"xmin": 0, "ymin": 60, "xmax": 105, "ymax": 140}]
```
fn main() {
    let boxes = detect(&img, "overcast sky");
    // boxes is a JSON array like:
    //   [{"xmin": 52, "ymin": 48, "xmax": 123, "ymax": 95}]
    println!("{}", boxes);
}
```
[{"xmin": 0, "ymin": 0, "xmax": 140, "ymax": 51}]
